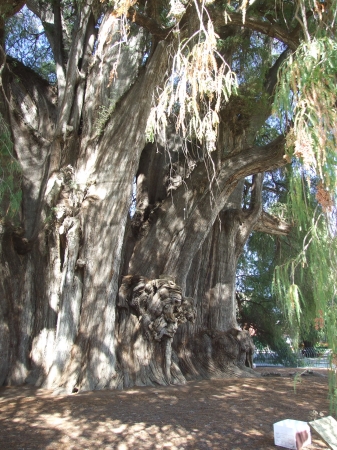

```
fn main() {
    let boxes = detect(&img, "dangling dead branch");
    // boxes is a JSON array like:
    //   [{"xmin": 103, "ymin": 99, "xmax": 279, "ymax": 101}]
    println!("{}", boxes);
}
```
[{"xmin": 146, "ymin": 1, "xmax": 237, "ymax": 157}]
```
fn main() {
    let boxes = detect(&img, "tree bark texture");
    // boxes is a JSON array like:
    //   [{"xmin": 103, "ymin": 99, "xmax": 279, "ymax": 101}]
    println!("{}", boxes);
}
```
[{"xmin": 0, "ymin": 1, "xmax": 292, "ymax": 392}]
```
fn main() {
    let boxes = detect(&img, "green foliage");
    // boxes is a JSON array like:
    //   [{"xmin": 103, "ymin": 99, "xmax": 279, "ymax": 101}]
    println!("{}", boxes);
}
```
[
  {"xmin": 95, "ymin": 100, "xmax": 116, "ymax": 135},
  {"xmin": 237, "ymin": 230, "xmax": 289, "ymax": 349},
  {"xmin": 273, "ymin": 169, "xmax": 337, "ymax": 412},
  {"xmin": 5, "ymin": 6, "xmax": 56, "ymax": 83},
  {"xmin": 273, "ymin": 171, "xmax": 336, "ymax": 325},
  {"xmin": 238, "ymin": 164, "xmax": 335, "ymax": 355},
  {"xmin": 254, "ymin": 120, "xmax": 282, "ymax": 147},
  {"xmin": 270, "ymin": 6, "xmax": 337, "ymax": 412},
  {"xmin": 273, "ymin": 341, "xmax": 301, "ymax": 367},
  {"xmin": 0, "ymin": 113, "xmax": 22, "ymax": 222},
  {"xmin": 274, "ymin": 36, "xmax": 337, "ymax": 191}
]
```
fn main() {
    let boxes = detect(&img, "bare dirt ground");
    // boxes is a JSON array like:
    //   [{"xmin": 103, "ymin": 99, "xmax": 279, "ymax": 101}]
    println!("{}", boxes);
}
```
[{"xmin": 0, "ymin": 367, "xmax": 334, "ymax": 450}]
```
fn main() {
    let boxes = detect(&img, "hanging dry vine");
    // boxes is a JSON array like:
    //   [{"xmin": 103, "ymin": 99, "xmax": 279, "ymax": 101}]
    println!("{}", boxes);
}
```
[{"xmin": 146, "ymin": 0, "xmax": 238, "ymax": 155}]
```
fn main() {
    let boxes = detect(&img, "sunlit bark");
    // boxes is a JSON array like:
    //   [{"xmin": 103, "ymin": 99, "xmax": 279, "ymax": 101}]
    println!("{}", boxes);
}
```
[{"xmin": 0, "ymin": 0, "xmax": 297, "ymax": 391}]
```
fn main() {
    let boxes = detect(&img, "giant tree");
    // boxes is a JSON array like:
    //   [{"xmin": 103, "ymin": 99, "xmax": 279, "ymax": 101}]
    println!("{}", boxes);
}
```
[{"xmin": 0, "ymin": 0, "xmax": 336, "ymax": 393}]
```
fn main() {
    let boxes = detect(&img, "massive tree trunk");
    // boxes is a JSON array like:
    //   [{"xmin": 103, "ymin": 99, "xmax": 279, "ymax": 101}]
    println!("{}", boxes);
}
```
[
  {"xmin": 0, "ymin": 5, "xmax": 170, "ymax": 392},
  {"xmin": 121, "ymin": 124, "xmax": 285, "ymax": 383},
  {"xmin": 0, "ymin": 1, "xmax": 293, "ymax": 392}
]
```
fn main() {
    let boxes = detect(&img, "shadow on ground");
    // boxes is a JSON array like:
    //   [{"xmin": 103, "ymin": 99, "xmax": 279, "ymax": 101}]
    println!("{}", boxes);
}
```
[{"xmin": 0, "ymin": 368, "xmax": 332, "ymax": 449}]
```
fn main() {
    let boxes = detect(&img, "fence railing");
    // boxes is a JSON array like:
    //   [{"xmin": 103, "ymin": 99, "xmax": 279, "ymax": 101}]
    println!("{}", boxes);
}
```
[{"xmin": 253, "ymin": 347, "xmax": 333, "ymax": 368}]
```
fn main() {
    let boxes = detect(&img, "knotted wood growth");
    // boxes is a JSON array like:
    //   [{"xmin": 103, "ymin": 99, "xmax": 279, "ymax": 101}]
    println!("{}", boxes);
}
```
[{"xmin": 118, "ymin": 275, "xmax": 196, "ymax": 385}]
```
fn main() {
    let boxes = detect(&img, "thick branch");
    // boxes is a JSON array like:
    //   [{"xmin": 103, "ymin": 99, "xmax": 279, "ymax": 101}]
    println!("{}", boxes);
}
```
[
  {"xmin": 253, "ymin": 210, "xmax": 291, "ymax": 236},
  {"xmin": 0, "ymin": 0, "xmax": 25, "ymax": 46},
  {"xmin": 26, "ymin": 0, "xmax": 53, "ymax": 22},
  {"xmin": 55, "ymin": 5, "xmax": 93, "ymax": 137},
  {"xmin": 26, "ymin": 0, "xmax": 67, "ymax": 95},
  {"xmin": 221, "ymin": 134, "xmax": 287, "ymax": 180},
  {"xmin": 235, "ymin": 173, "xmax": 264, "ymax": 251},
  {"xmin": 264, "ymin": 48, "xmax": 291, "ymax": 96},
  {"xmin": 230, "ymin": 173, "xmax": 264, "ymax": 251},
  {"xmin": 214, "ymin": 12, "xmax": 299, "ymax": 50},
  {"xmin": 249, "ymin": 173, "xmax": 263, "ymax": 214},
  {"xmin": 127, "ymin": 7, "xmax": 173, "ymax": 40},
  {"xmin": 52, "ymin": 2, "xmax": 67, "ymax": 96},
  {"xmin": 130, "ymin": 134, "xmax": 287, "ymax": 281}
]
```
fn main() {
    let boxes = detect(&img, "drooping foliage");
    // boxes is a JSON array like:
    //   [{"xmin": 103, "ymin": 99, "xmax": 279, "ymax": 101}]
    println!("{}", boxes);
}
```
[
  {"xmin": 275, "ymin": 36, "xmax": 337, "ymax": 188},
  {"xmin": 237, "ymin": 169, "xmax": 333, "ymax": 349},
  {"xmin": 246, "ymin": 0, "xmax": 337, "ymax": 411},
  {"xmin": 273, "ymin": 166, "xmax": 337, "ymax": 412}
]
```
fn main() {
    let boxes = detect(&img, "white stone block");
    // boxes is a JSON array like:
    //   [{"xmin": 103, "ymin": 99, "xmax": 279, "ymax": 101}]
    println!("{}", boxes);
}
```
[{"xmin": 273, "ymin": 419, "xmax": 311, "ymax": 450}]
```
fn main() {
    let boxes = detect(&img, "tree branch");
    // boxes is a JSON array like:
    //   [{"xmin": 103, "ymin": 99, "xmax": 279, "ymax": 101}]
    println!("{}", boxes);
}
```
[
  {"xmin": 0, "ymin": 0, "xmax": 25, "ymax": 46},
  {"xmin": 130, "ymin": 132, "xmax": 288, "ymax": 280},
  {"xmin": 253, "ymin": 210, "xmax": 291, "ymax": 236},
  {"xmin": 249, "ymin": 173, "xmax": 263, "ymax": 214},
  {"xmin": 26, "ymin": 0, "xmax": 53, "ymax": 24},
  {"xmin": 126, "ymin": 7, "xmax": 173, "ymax": 40},
  {"xmin": 214, "ymin": 12, "xmax": 299, "ymax": 50},
  {"xmin": 236, "ymin": 173, "xmax": 264, "ymax": 249},
  {"xmin": 26, "ymin": 0, "xmax": 67, "ymax": 96},
  {"xmin": 52, "ymin": 2, "xmax": 67, "ymax": 97},
  {"xmin": 221, "ymin": 134, "xmax": 287, "ymax": 180},
  {"xmin": 264, "ymin": 47, "xmax": 291, "ymax": 96},
  {"xmin": 55, "ymin": 5, "xmax": 93, "ymax": 138}
]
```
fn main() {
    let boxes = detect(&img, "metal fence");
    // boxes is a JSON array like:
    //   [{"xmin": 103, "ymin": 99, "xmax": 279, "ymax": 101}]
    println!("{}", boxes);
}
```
[{"xmin": 253, "ymin": 347, "xmax": 333, "ymax": 368}]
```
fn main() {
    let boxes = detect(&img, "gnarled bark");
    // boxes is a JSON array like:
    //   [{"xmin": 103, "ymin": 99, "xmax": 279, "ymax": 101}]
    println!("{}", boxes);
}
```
[
  {"xmin": 0, "ymin": 0, "xmax": 296, "ymax": 392},
  {"xmin": 0, "ymin": 7, "xmax": 171, "ymax": 392}
]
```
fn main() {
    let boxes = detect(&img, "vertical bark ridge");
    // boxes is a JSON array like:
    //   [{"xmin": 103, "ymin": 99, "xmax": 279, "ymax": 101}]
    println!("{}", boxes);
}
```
[{"xmin": 53, "ymin": 40, "xmax": 170, "ymax": 393}]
